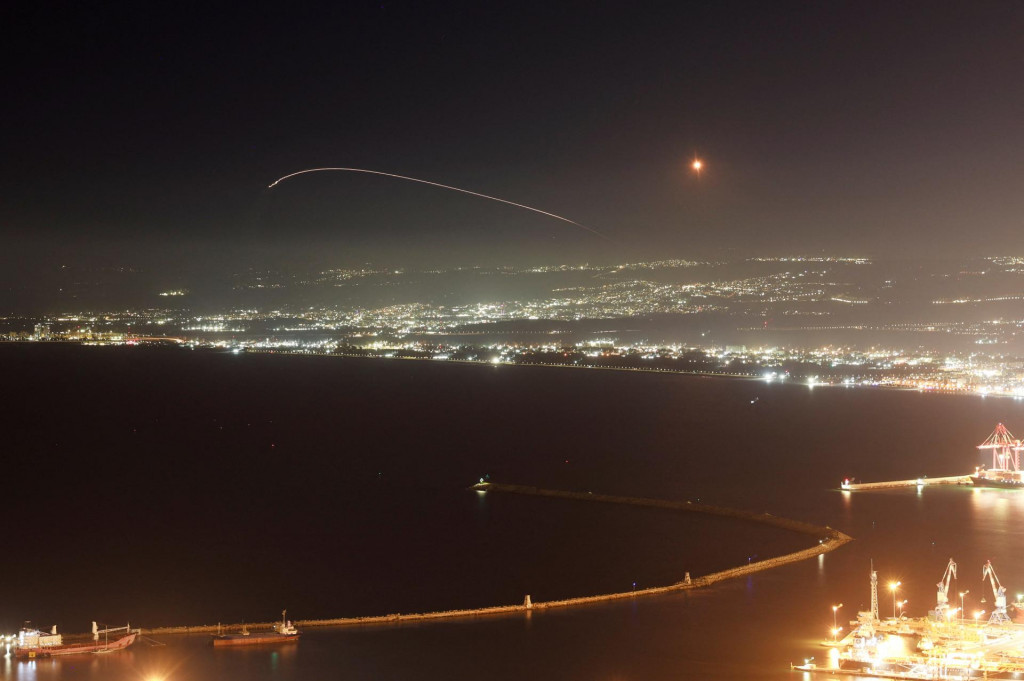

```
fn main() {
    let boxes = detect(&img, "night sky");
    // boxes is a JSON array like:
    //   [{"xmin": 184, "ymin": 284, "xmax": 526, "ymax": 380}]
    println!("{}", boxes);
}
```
[{"xmin": 2, "ymin": 1, "xmax": 1021, "ymax": 274}]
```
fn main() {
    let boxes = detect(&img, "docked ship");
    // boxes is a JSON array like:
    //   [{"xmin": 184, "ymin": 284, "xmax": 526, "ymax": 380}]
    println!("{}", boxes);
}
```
[
  {"xmin": 970, "ymin": 423, "xmax": 1024, "ymax": 489},
  {"xmin": 212, "ymin": 611, "xmax": 299, "ymax": 647},
  {"xmin": 14, "ymin": 623, "xmax": 136, "ymax": 659}
]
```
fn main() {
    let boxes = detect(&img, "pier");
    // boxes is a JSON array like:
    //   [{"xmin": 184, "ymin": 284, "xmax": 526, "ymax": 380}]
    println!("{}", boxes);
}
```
[
  {"xmin": 138, "ymin": 482, "xmax": 851, "ymax": 636},
  {"xmin": 841, "ymin": 475, "xmax": 973, "ymax": 491},
  {"xmin": 801, "ymin": 610, "xmax": 1024, "ymax": 679}
]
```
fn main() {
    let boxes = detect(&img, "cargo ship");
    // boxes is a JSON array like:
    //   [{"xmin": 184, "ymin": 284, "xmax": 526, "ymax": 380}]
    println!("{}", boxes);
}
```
[
  {"xmin": 14, "ymin": 623, "xmax": 136, "ymax": 659},
  {"xmin": 212, "ymin": 611, "xmax": 299, "ymax": 647},
  {"xmin": 970, "ymin": 467, "xmax": 1024, "ymax": 489}
]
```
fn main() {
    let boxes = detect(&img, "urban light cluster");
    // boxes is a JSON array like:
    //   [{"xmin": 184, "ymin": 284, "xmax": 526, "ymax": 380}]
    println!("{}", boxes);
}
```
[{"xmin": 5, "ymin": 256, "xmax": 1024, "ymax": 398}]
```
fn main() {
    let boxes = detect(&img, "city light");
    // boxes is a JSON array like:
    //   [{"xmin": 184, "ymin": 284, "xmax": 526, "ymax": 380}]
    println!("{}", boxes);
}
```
[{"xmin": 7, "ymin": 257, "xmax": 1024, "ymax": 397}]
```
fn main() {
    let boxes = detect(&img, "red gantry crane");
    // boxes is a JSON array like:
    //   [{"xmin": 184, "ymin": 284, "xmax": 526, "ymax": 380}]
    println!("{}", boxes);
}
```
[
  {"xmin": 978, "ymin": 423, "xmax": 1024, "ymax": 472},
  {"xmin": 983, "ymin": 560, "xmax": 1011, "ymax": 624}
]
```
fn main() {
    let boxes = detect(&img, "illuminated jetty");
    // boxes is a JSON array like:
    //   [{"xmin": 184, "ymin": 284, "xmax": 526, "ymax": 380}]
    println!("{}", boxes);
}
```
[
  {"xmin": 841, "ymin": 475, "xmax": 972, "ymax": 491},
  {"xmin": 841, "ymin": 424, "xmax": 1024, "ymax": 492}
]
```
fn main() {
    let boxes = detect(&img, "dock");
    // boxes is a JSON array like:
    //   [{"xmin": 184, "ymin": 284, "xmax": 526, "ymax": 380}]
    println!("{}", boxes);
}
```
[
  {"xmin": 801, "ymin": 615, "xmax": 1024, "ymax": 679},
  {"xmin": 137, "ymin": 482, "xmax": 852, "ymax": 636},
  {"xmin": 797, "ymin": 553, "xmax": 1024, "ymax": 679},
  {"xmin": 841, "ymin": 474, "xmax": 973, "ymax": 491}
]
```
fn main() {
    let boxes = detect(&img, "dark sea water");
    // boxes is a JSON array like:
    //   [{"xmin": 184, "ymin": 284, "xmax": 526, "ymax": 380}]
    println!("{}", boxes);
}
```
[{"xmin": 2, "ymin": 344, "xmax": 1024, "ymax": 680}]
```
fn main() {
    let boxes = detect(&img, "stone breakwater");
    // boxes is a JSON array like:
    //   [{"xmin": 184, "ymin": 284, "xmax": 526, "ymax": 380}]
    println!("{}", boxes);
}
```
[
  {"xmin": 841, "ymin": 474, "xmax": 972, "ymax": 490},
  {"xmin": 139, "ymin": 483, "xmax": 852, "ymax": 636}
]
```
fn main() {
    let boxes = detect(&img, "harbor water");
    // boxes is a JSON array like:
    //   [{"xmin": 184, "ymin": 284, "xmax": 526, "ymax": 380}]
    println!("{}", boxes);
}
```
[{"xmin": 2, "ymin": 344, "xmax": 1023, "ymax": 680}]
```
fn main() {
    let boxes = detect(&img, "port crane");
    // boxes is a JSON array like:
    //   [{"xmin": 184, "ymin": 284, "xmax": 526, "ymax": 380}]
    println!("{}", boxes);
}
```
[
  {"xmin": 935, "ymin": 558, "xmax": 957, "ymax": 616},
  {"xmin": 983, "ymin": 560, "xmax": 1011, "ymax": 624},
  {"xmin": 978, "ymin": 423, "xmax": 1024, "ymax": 472}
]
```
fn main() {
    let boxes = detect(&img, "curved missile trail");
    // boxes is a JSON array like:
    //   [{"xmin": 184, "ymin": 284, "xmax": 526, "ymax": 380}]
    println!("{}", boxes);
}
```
[{"xmin": 268, "ymin": 167, "xmax": 610, "ymax": 240}]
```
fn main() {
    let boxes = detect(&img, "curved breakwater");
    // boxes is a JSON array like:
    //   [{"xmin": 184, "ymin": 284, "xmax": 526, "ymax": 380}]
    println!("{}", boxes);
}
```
[{"xmin": 140, "ymin": 483, "xmax": 852, "ymax": 636}]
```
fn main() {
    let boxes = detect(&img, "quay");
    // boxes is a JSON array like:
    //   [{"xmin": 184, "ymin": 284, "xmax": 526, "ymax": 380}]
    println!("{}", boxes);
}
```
[
  {"xmin": 840, "ymin": 424, "xmax": 1024, "ymax": 493},
  {"xmin": 841, "ymin": 475, "xmax": 972, "ymax": 491},
  {"xmin": 799, "ymin": 608, "xmax": 1024, "ymax": 679},
  {"xmin": 138, "ymin": 482, "xmax": 852, "ymax": 636},
  {"xmin": 796, "ymin": 557, "xmax": 1024, "ymax": 679}
]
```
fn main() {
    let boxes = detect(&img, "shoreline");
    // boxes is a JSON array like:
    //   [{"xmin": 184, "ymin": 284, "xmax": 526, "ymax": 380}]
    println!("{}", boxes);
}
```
[{"xmin": 3, "ymin": 340, "xmax": 1014, "ymax": 399}]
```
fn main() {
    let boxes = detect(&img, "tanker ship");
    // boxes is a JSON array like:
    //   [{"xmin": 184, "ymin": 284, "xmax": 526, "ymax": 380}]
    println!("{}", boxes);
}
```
[
  {"xmin": 212, "ymin": 611, "xmax": 299, "ymax": 647},
  {"xmin": 14, "ymin": 623, "xmax": 136, "ymax": 659}
]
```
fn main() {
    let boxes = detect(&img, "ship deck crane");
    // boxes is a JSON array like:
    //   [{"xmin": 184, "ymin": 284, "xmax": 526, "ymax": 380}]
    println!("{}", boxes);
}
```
[
  {"xmin": 935, "ymin": 558, "xmax": 957, "ymax": 616},
  {"xmin": 983, "ymin": 560, "xmax": 1011, "ymax": 624}
]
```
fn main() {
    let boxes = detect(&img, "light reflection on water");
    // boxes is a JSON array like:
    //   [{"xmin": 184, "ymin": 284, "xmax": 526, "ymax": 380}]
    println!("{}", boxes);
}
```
[
  {"xmin": 0, "ymin": 526, "xmax": 1012, "ymax": 678},
  {"xmin": 18, "ymin": 484, "xmax": 1024, "ymax": 681},
  {"xmin": 4, "ymin": 345, "xmax": 1024, "ymax": 680}
]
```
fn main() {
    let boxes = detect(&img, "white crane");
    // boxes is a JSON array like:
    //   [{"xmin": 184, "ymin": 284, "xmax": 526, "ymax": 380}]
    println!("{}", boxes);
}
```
[
  {"xmin": 983, "ymin": 560, "xmax": 1011, "ymax": 624},
  {"xmin": 935, "ymin": 558, "xmax": 957, "ymax": 615}
]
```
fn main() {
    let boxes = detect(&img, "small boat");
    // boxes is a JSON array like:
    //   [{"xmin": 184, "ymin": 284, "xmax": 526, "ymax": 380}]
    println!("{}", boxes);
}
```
[
  {"xmin": 212, "ymin": 610, "xmax": 300, "ymax": 647},
  {"xmin": 14, "ymin": 623, "xmax": 137, "ymax": 659}
]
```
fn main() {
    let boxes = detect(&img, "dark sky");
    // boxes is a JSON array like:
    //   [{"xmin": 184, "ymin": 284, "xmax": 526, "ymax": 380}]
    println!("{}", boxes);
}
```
[{"xmin": 2, "ymin": 1, "xmax": 1021, "ymax": 273}]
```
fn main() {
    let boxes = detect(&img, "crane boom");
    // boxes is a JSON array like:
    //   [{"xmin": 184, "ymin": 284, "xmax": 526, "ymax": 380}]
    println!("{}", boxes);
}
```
[
  {"xmin": 983, "ymin": 560, "xmax": 1011, "ymax": 624},
  {"xmin": 935, "ymin": 558, "xmax": 957, "ymax": 612}
]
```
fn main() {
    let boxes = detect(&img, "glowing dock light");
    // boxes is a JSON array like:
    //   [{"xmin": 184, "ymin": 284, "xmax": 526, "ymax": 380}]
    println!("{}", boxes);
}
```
[
  {"xmin": 889, "ymin": 581, "xmax": 901, "ymax": 619},
  {"xmin": 831, "ymin": 604, "xmax": 844, "ymax": 641}
]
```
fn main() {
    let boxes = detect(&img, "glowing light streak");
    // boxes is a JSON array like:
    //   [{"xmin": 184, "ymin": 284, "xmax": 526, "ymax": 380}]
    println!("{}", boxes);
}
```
[{"xmin": 268, "ymin": 167, "xmax": 610, "ymax": 240}]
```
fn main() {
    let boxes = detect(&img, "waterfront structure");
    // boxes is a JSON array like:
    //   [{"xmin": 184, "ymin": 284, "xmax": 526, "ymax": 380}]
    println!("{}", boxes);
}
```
[{"xmin": 801, "ymin": 561, "xmax": 1024, "ymax": 679}]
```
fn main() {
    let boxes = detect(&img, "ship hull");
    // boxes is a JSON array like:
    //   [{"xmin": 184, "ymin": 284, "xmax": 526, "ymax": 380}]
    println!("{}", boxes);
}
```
[
  {"xmin": 15, "ymin": 633, "xmax": 136, "ymax": 659},
  {"xmin": 971, "ymin": 475, "xmax": 1024, "ymax": 489},
  {"xmin": 212, "ymin": 633, "xmax": 300, "ymax": 647}
]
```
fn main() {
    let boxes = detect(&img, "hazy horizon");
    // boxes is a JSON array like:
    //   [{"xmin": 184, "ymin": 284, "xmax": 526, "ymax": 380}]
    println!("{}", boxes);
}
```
[{"xmin": 3, "ymin": 1, "xmax": 1021, "ymax": 279}]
